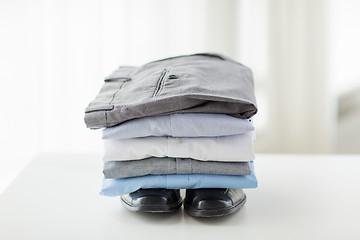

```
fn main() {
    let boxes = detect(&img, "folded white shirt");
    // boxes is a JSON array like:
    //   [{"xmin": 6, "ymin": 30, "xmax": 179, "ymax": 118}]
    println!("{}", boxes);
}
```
[{"xmin": 103, "ymin": 132, "xmax": 255, "ymax": 162}]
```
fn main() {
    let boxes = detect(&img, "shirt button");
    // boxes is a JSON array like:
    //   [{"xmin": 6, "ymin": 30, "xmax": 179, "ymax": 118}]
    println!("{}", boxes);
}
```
[
  {"xmin": 175, "ymin": 138, "xmax": 182, "ymax": 143},
  {"xmin": 168, "ymin": 75, "xmax": 177, "ymax": 79}
]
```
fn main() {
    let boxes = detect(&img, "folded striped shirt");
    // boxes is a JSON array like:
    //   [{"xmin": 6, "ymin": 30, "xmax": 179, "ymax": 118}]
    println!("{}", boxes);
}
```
[{"xmin": 103, "ymin": 158, "xmax": 251, "ymax": 178}]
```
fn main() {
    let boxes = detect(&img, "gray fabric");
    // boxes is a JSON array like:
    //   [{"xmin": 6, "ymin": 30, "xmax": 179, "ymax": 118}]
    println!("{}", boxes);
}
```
[
  {"xmin": 85, "ymin": 53, "xmax": 257, "ymax": 129},
  {"xmin": 103, "ymin": 157, "xmax": 251, "ymax": 178}
]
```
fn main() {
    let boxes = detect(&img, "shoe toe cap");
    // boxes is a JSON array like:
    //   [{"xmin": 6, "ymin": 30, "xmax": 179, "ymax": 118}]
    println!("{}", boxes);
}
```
[
  {"xmin": 196, "ymin": 199, "xmax": 233, "ymax": 210},
  {"xmin": 122, "ymin": 189, "xmax": 181, "ymax": 207},
  {"xmin": 185, "ymin": 188, "xmax": 245, "ymax": 210}
]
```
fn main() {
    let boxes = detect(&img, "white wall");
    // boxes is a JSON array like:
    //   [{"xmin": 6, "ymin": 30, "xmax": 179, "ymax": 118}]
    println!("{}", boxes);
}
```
[
  {"xmin": 1, "ymin": 0, "xmax": 42, "ymax": 193},
  {"xmin": 329, "ymin": 0, "xmax": 360, "ymax": 96},
  {"xmin": 328, "ymin": 0, "xmax": 360, "ymax": 153}
]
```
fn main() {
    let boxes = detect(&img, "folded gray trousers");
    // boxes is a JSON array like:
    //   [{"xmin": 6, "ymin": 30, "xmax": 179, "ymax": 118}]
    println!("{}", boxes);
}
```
[
  {"xmin": 103, "ymin": 157, "xmax": 251, "ymax": 178},
  {"xmin": 84, "ymin": 53, "xmax": 257, "ymax": 129}
]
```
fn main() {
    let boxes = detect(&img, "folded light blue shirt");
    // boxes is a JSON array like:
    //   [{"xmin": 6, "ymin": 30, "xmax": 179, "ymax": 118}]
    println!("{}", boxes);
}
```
[
  {"xmin": 100, "ymin": 161, "xmax": 257, "ymax": 196},
  {"xmin": 102, "ymin": 113, "xmax": 253, "ymax": 139}
]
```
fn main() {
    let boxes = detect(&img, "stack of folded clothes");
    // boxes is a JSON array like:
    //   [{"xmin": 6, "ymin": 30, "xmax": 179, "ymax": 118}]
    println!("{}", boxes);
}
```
[{"xmin": 84, "ymin": 53, "xmax": 258, "ymax": 217}]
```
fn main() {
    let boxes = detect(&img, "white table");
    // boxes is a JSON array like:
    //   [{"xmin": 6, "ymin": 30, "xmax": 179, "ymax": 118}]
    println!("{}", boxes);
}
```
[{"xmin": 0, "ymin": 154, "xmax": 359, "ymax": 240}]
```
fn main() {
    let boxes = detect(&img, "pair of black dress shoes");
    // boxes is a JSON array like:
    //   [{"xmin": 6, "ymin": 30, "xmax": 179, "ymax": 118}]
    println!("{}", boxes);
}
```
[{"xmin": 121, "ymin": 188, "xmax": 246, "ymax": 217}]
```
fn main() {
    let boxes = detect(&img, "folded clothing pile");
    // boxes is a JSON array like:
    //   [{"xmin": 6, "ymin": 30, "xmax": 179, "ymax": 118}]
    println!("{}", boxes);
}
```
[{"xmin": 84, "ymin": 53, "xmax": 258, "ymax": 197}]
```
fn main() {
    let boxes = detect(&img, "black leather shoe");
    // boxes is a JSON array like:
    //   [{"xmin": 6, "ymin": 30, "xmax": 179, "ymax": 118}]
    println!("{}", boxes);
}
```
[
  {"xmin": 121, "ymin": 189, "xmax": 182, "ymax": 213},
  {"xmin": 184, "ymin": 188, "xmax": 246, "ymax": 217}
]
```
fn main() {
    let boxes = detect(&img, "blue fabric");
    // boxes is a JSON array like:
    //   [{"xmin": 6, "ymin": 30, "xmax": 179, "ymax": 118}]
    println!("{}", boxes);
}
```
[
  {"xmin": 102, "ymin": 113, "xmax": 253, "ymax": 139},
  {"xmin": 100, "ymin": 161, "xmax": 257, "ymax": 196}
]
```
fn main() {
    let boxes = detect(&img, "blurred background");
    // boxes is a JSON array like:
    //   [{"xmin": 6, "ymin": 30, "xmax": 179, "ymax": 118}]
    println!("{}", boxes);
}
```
[{"xmin": 0, "ymin": 0, "xmax": 359, "ymax": 193}]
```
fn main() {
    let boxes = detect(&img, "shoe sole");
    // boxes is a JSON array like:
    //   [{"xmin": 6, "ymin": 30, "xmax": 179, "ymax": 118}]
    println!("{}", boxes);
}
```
[
  {"xmin": 184, "ymin": 195, "xmax": 246, "ymax": 217},
  {"xmin": 121, "ymin": 197, "xmax": 183, "ymax": 213}
]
